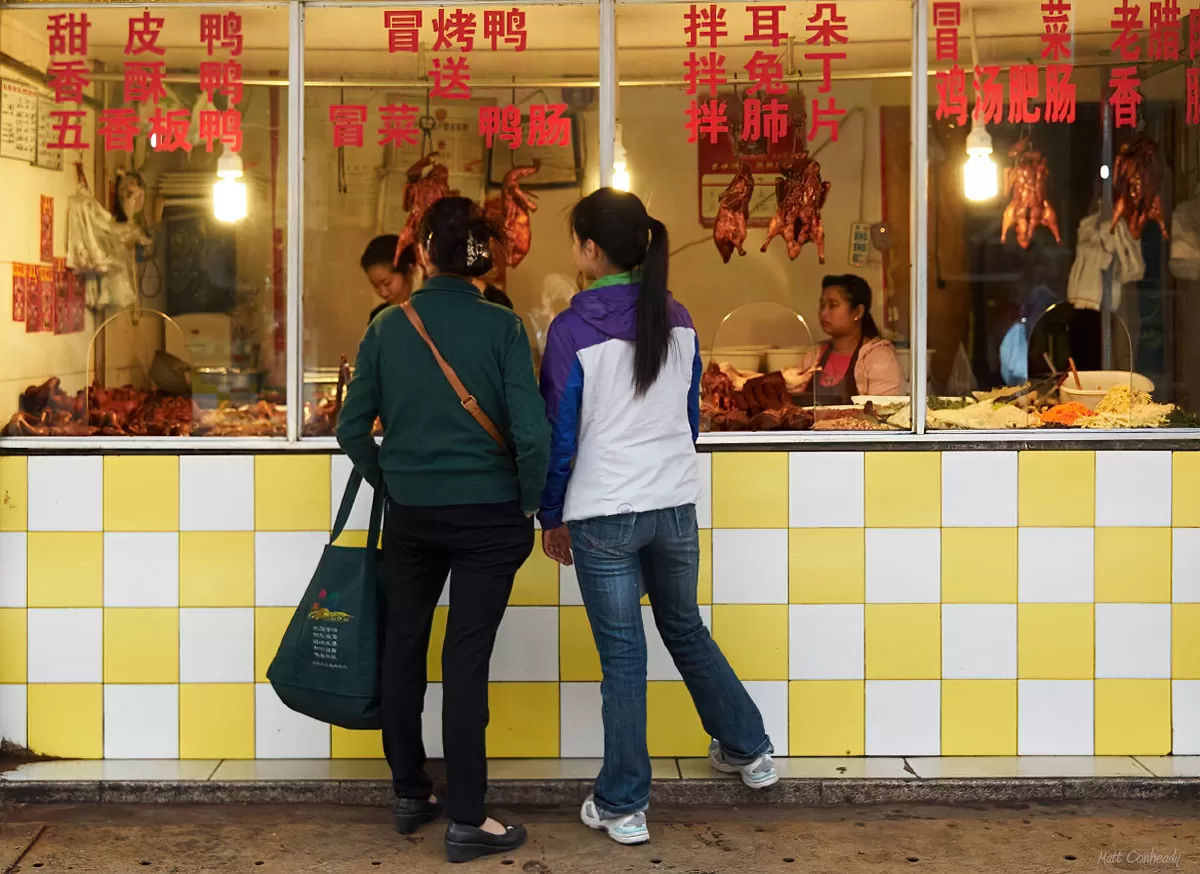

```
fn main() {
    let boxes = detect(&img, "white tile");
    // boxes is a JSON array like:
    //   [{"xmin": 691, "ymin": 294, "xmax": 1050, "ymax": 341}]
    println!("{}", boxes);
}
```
[
  {"xmin": 330, "ymin": 455, "xmax": 376, "ymax": 534},
  {"xmin": 743, "ymin": 681, "xmax": 789, "ymax": 756},
  {"xmin": 695, "ymin": 453, "xmax": 712, "ymax": 529},
  {"xmin": 908, "ymin": 756, "xmax": 1149, "ymax": 778},
  {"xmin": 1173, "ymin": 529, "xmax": 1200, "ymax": 602},
  {"xmin": 558, "ymin": 563, "xmax": 583, "ymax": 607},
  {"xmin": 104, "ymin": 685, "xmax": 179, "ymax": 759},
  {"xmin": 942, "ymin": 604, "xmax": 1017, "ymax": 680},
  {"xmin": 255, "ymin": 683, "xmax": 332, "ymax": 759},
  {"xmin": 790, "ymin": 452, "xmax": 864, "ymax": 528},
  {"xmin": 645, "ymin": 605, "xmax": 712, "ymax": 681},
  {"xmin": 712, "ymin": 529, "xmax": 788, "ymax": 604},
  {"xmin": 0, "ymin": 685, "xmax": 27, "ymax": 747},
  {"xmin": 1095, "ymin": 603, "xmax": 1171, "ymax": 679},
  {"xmin": 789, "ymin": 604, "xmax": 864, "ymax": 680},
  {"xmin": 1, "ymin": 760, "xmax": 218, "ymax": 781},
  {"xmin": 424, "ymin": 683, "xmax": 443, "ymax": 758},
  {"xmin": 103, "ymin": 533, "xmax": 179, "ymax": 608},
  {"xmin": 1172, "ymin": 681, "xmax": 1200, "ymax": 755},
  {"xmin": 27, "ymin": 457, "xmax": 102, "ymax": 532},
  {"xmin": 1095, "ymin": 451, "xmax": 1172, "ymax": 527},
  {"xmin": 0, "ymin": 532, "xmax": 26, "ymax": 607},
  {"xmin": 560, "ymin": 682, "xmax": 603, "ymax": 758},
  {"xmin": 255, "ymin": 532, "xmax": 329, "ymax": 607},
  {"xmin": 179, "ymin": 456, "xmax": 254, "ymax": 532},
  {"xmin": 438, "ymin": 573, "xmax": 450, "ymax": 607},
  {"xmin": 491, "ymin": 607, "xmax": 558, "ymax": 681},
  {"xmin": 1132, "ymin": 755, "xmax": 1200, "ymax": 777},
  {"xmin": 941, "ymin": 452, "xmax": 1017, "ymax": 527},
  {"xmin": 179, "ymin": 608, "xmax": 254, "ymax": 683},
  {"xmin": 865, "ymin": 529, "xmax": 940, "ymax": 603},
  {"xmin": 1018, "ymin": 680, "xmax": 1094, "ymax": 755},
  {"xmin": 1018, "ymin": 528, "xmax": 1094, "ymax": 602},
  {"xmin": 864, "ymin": 680, "xmax": 940, "ymax": 756},
  {"xmin": 27, "ymin": 609, "xmax": 101, "ymax": 683}
]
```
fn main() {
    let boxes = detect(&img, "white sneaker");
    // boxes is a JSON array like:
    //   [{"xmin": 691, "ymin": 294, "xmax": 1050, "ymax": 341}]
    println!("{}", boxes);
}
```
[
  {"xmin": 581, "ymin": 795, "xmax": 650, "ymax": 845},
  {"xmin": 708, "ymin": 740, "xmax": 779, "ymax": 789}
]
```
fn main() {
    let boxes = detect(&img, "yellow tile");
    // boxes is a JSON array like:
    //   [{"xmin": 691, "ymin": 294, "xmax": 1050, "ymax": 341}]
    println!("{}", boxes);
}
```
[
  {"xmin": 865, "ymin": 453, "xmax": 940, "ymax": 528},
  {"xmin": 865, "ymin": 604, "xmax": 940, "ymax": 680},
  {"xmin": 331, "ymin": 530, "xmax": 380, "ymax": 548},
  {"xmin": 180, "ymin": 532, "xmax": 254, "ymax": 607},
  {"xmin": 698, "ymin": 529, "xmax": 712, "ymax": 604},
  {"xmin": 28, "ymin": 684, "xmax": 102, "ymax": 759},
  {"xmin": 1173, "ymin": 604, "xmax": 1200, "ymax": 679},
  {"xmin": 427, "ymin": 606, "xmax": 448, "ymax": 682},
  {"xmin": 255, "ymin": 607, "xmax": 294, "ymax": 683},
  {"xmin": 255, "ymin": 456, "xmax": 331, "ymax": 531},
  {"xmin": 487, "ymin": 682, "xmax": 558, "ymax": 757},
  {"xmin": 1018, "ymin": 451, "xmax": 1095, "ymax": 527},
  {"xmin": 559, "ymin": 607, "xmax": 601, "ymax": 682},
  {"xmin": 1017, "ymin": 603, "xmax": 1093, "ymax": 679},
  {"xmin": 27, "ymin": 533, "xmax": 102, "ymax": 608},
  {"xmin": 647, "ymin": 681, "xmax": 709, "ymax": 756},
  {"xmin": 789, "ymin": 529, "xmax": 865, "ymax": 603},
  {"xmin": 711, "ymin": 605, "xmax": 788, "ymax": 680},
  {"xmin": 511, "ymin": 549, "xmax": 558, "ymax": 606},
  {"xmin": 179, "ymin": 684, "xmax": 255, "ymax": 759},
  {"xmin": 1095, "ymin": 679, "xmax": 1170, "ymax": 755},
  {"xmin": 942, "ymin": 529, "xmax": 1017, "ymax": 602},
  {"xmin": 0, "ymin": 456, "xmax": 28, "ymax": 531},
  {"xmin": 789, "ymin": 680, "xmax": 864, "ymax": 756},
  {"xmin": 941, "ymin": 680, "xmax": 1017, "ymax": 755},
  {"xmin": 1094, "ymin": 528, "xmax": 1171, "ymax": 603},
  {"xmin": 0, "ymin": 609, "xmax": 27, "ymax": 683},
  {"xmin": 711, "ymin": 453, "xmax": 788, "ymax": 528},
  {"xmin": 1174, "ymin": 452, "xmax": 1200, "ymax": 526},
  {"xmin": 331, "ymin": 727, "xmax": 385, "ymax": 759},
  {"xmin": 103, "ymin": 456, "xmax": 179, "ymax": 532},
  {"xmin": 104, "ymin": 608, "xmax": 179, "ymax": 683}
]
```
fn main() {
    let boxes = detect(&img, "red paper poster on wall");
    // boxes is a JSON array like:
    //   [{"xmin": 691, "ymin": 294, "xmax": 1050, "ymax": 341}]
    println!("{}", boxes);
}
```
[
  {"xmin": 11, "ymin": 263, "xmax": 27, "ymax": 322},
  {"xmin": 39, "ymin": 196, "xmax": 54, "ymax": 262},
  {"xmin": 53, "ymin": 258, "xmax": 69, "ymax": 334},
  {"xmin": 39, "ymin": 265, "xmax": 55, "ymax": 332},
  {"xmin": 24, "ymin": 267, "xmax": 42, "ymax": 333},
  {"xmin": 68, "ymin": 271, "xmax": 85, "ymax": 332}
]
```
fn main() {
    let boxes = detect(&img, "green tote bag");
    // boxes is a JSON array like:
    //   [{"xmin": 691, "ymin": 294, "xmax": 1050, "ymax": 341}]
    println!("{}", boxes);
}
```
[{"xmin": 267, "ymin": 469, "xmax": 385, "ymax": 730}]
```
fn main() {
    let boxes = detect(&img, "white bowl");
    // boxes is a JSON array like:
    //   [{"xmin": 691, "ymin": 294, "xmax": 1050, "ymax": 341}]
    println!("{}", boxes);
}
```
[
  {"xmin": 1058, "ymin": 371, "xmax": 1155, "ymax": 411},
  {"xmin": 712, "ymin": 348, "xmax": 765, "ymax": 372},
  {"xmin": 766, "ymin": 347, "xmax": 809, "ymax": 371}
]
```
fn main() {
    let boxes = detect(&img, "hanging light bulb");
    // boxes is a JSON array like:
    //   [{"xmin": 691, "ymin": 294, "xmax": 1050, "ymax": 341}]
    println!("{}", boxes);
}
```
[
  {"xmin": 612, "ymin": 123, "xmax": 631, "ymax": 192},
  {"xmin": 213, "ymin": 146, "xmax": 247, "ymax": 222},
  {"xmin": 963, "ymin": 117, "xmax": 998, "ymax": 202}
]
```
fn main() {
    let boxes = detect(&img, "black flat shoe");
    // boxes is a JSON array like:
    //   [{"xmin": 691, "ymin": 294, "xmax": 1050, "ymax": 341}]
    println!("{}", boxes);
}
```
[
  {"xmin": 394, "ymin": 797, "xmax": 443, "ymax": 835},
  {"xmin": 444, "ymin": 820, "xmax": 527, "ymax": 863}
]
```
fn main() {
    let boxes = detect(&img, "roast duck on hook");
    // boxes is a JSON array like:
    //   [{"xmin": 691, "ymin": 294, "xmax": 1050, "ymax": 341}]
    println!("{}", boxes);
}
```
[
  {"xmin": 1001, "ymin": 137, "xmax": 1062, "ymax": 249},
  {"xmin": 1112, "ymin": 136, "xmax": 1168, "ymax": 240},
  {"xmin": 394, "ymin": 152, "xmax": 458, "ymax": 264},
  {"xmin": 761, "ymin": 150, "xmax": 831, "ymax": 263},
  {"xmin": 713, "ymin": 160, "xmax": 754, "ymax": 263},
  {"xmin": 485, "ymin": 159, "xmax": 540, "ymax": 268}
]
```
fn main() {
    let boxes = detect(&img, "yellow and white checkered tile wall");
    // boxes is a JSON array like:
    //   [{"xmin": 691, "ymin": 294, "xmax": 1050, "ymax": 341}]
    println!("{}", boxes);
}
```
[{"xmin": 1, "ymin": 449, "xmax": 1199, "ymax": 760}]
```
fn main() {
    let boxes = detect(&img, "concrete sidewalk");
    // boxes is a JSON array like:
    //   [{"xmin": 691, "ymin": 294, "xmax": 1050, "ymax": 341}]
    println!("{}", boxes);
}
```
[{"xmin": 3, "ymin": 756, "xmax": 1200, "ymax": 807}]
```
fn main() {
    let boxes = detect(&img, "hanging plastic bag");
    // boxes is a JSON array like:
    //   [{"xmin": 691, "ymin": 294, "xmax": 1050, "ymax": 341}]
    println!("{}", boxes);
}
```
[
  {"xmin": 529, "ymin": 273, "xmax": 578, "ymax": 359},
  {"xmin": 66, "ymin": 184, "xmax": 120, "ymax": 277}
]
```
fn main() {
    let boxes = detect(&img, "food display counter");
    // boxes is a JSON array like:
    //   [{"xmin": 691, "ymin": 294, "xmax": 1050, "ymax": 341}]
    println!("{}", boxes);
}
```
[{"xmin": 2, "ymin": 0, "xmax": 1200, "ymax": 765}]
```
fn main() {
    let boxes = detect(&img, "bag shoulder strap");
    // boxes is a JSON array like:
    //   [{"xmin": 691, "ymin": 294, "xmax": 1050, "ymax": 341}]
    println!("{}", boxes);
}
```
[{"xmin": 400, "ymin": 300, "xmax": 509, "ymax": 452}]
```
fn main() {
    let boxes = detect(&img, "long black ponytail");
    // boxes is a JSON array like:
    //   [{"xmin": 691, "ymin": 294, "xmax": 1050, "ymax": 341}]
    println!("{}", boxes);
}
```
[{"xmin": 570, "ymin": 188, "xmax": 671, "ymax": 395}]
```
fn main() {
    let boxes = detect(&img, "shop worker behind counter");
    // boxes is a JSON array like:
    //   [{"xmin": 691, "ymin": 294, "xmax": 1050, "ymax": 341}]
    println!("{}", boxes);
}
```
[{"xmin": 337, "ymin": 199, "xmax": 549, "ymax": 864}]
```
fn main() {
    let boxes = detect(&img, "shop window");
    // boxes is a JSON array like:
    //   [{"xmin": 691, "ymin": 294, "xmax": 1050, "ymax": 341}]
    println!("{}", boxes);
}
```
[
  {"xmin": 0, "ymin": 3, "xmax": 290, "ymax": 438},
  {"xmin": 617, "ymin": 0, "xmax": 914, "ymax": 433},
  {"xmin": 301, "ymin": 3, "xmax": 600, "ymax": 437},
  {"xmin": 925, "ymin": 0, "xmax": 1200, "ymax": 430}
]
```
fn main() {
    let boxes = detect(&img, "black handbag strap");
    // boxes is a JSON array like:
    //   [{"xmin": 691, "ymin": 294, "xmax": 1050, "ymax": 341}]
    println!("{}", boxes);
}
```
[{"xmin": 331, "ymin": 468, "xmax": 385, "ymax": 549}]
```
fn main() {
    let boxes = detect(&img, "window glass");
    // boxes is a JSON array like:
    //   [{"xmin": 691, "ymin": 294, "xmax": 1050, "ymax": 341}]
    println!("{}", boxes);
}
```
[
  {"xmin": 926, "ymin": 0, "xmax": 1198, "ymax": 430},
  {"xmin": 301, "ymin": 3, "xmax": 600, "ymax": 436},
  {"xmin": 0, "ymin": 3, "xmax": 289, "ymax": 438},
  {"xmin": 617, "ymin": 0, "xmax": 914, "ymax": 433}
]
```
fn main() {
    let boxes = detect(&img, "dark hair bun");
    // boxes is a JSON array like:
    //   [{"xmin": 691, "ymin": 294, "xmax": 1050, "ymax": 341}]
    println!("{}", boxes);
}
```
[{"xmin": 419, "ymin": 197, "xmax": 505, "ymax": 278}]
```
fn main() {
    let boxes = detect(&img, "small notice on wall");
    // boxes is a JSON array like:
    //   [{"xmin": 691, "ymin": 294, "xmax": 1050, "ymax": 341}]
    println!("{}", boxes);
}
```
[
  {"xmin": 24, "ymin": 266, "xmax": 42, "ymax": 333},
  {"xmin": 53, "ymin": 258, "xmax": 68, "ymax": 334},
  {"xmin": 69, "ymin": 271, "xmax": 84, "ymax": 332},
  {"xmin": 11, "ymin": 263, "xmax": 26, "ymax": 322},
  {"xmin": 38, "ymin": 265, "xmax": 54, "ymax": 332},
  {"xmin": 1, "ymin": 78, "xmax": 38, "ymax": 163},
  {"xmin": 35, "ymin": 97, "xmax": 64, "ymax": 171},
  {"xmin": 40, "ymin": 195, "xmax": 53, "ymax": 262}
]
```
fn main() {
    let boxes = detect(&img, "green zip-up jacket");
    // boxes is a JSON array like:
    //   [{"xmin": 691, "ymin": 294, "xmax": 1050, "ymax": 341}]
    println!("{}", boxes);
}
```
[{"xmin": 336, "ymin": 275, "xmax": 550, "ymax": 514}]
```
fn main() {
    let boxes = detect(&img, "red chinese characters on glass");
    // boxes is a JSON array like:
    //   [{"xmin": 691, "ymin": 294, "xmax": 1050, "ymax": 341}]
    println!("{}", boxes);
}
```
[
  {"xmin": 384, "ymin": 10, "xmax": 423, "ymax": 53},
  {"xmin": 809, "ymin": 96, "xmax": 845, "ymax": 142},
  {"xmin": 431, "ymin": 56, "xmax": 472, "ymax": 100},
  {"xmin": 741, "ymin": 97, "xmax": 788, "ymax": 144},
  {"xmin": 379, "ymin": 104, "xmax": 421, "ymax": 147},
  {"xmin": 1045, "ymin": 64, "xmax": 1077, "ymax": 123},
  {"xmin": 805, "ymin": 50, "xmax": 846, "ymax": 94},
  {"xmin": 684, "ymin": 4, "xmax": 728, "ymax": 48},
  {"xmin": 124, "ymin": 61, "xmax": 167, "ymax": 105},
  {"xmin": 47, "ymin": 13, "xmax": 90, "ymax": 57},
  {"xmin": 48, "ymin": 111, "xmax": 88, "ymax": 150},
  {"xmin": 805, "ymin": 3, "xmax": 847, "ymax": 140},
  {"xmin": 1111, "ymin": 0, "xmax": 1143, "ymax": 61},
  {"xmin": 1149, "ymin": 0, "xmax": 1181, "ymax": 61},
  {"xmin": 1109, "ymin": 67, "xmax": 1143, "ymax": 128},
  {"xmin": 149, "ymin": 107, "xmax": 192, "ymax": 152},
  {"xmin": 479, "ymin": 105, "xmax": 523, "ymax": 149},
  {"xmin": 686, "ymin": 98, "xmax": 729, "ymax": 144},
  {"xmin": 432, "ymin": 8, "xmax": 477, "ymax": 52},
  {"xmin": 806, "ymin": 2, "xmax": 849, "ymax": 46},
  {"xmin": 745, "ymin": 5, "xmax": 788, "ymax": 47},
  {"xmin": 200, "ymin": 61, "xmax": 244, "ymax": 107},
  {"xmin": 935, "ymin": 65, "xmax": 968, "ymax": 126},
  {"xmin": 528, "ymin": 104, "xmax": 571, "ymax": 147},
  {"xmin": 98, "ymin": 108, "xmax": 140, "ymax": 152},
  {"xmin": 198, "ymin": 109, "xmax": 243, "ymax": 152},
  {"xmin": 745, "ymin": 50, "xmax": 787, "ymax": 95},
  {"xmin": 200, "ymin": 12, "xmax": 244, "ymax": 57},
  {"xmin": 972, "ymin": 65, "xmax": 1004, "ymax": 124},
  {"xmin": 1008, "ymin": 64, "xmax": 1041, "ymax": 124},
  {"xmin": 685, "ymin": 51, "xmax": 728, "ymax": 97},
  {"xmin": 48, "ymin": 61, "xmax": 90, "ymax": 104},
  {"xmin": 932, "ymin": 1, "xmax": 960, "ymax": 62},
  {"xmin": 1188, "ymin": 68, "xmax": 1200, "ymax": 125},
  {"xmin": 125, "ymin": 11, "xmax": 165, "ymax": 56},
  {"xmin": 483, "ymin": 9, "xmax": 527, "ymax": 51},
  {"xmin": 329, "ymin": 105, "xmax": 368, "ymax": 148},
  {"xmin": 1041, "ymin": 0, "xmax": 1072, "ymax": 62}
]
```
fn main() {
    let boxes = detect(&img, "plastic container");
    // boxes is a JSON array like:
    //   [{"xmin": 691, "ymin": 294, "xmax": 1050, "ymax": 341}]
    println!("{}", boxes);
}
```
[{"xmin": 1058, "ymin": 371, "xmax": 1155, "ymax": 411}]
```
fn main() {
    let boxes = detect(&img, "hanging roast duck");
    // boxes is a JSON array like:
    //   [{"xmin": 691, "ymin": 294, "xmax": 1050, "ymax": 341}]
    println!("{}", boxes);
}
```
[{"xmin": 1001, "ymin": 137, "xmax": 1062, "ymax": 249}]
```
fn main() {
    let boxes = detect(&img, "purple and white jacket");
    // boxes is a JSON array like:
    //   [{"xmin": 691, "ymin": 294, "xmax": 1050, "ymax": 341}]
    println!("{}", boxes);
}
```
[{"xmin": 537, "ymin": 277, "xmax": 703, "ymax": 529}]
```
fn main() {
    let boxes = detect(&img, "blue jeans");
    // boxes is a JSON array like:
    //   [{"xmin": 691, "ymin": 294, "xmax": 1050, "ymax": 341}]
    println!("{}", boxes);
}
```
[{"xmin": 569, "ymin": 504, "xmax": 772, "ymax": 816}]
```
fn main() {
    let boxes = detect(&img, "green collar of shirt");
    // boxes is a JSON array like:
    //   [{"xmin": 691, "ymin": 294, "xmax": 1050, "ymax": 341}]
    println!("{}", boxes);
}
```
[
  {"xmin": 587, "ymin": 269, "xmax": 638, "ymax": 290},
  {"xmin": 415, "ymin": 275, "xmax": 483, "ymax": 296}
]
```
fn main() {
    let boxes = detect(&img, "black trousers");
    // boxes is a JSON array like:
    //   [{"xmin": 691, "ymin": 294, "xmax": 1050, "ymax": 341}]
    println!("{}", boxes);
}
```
[{"xmin": 380, "ymin": 500, "xmax": 534, "ymax": 826}]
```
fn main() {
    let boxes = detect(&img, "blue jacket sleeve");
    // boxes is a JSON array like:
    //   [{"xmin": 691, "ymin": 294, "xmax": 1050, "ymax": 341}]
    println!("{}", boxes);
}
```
[
  {"xmin": 688, "ymin": 333, "xmax": 702, "ymax": 443},
  {"xmin": 537, "ymin": 318, "xmax": 583, "ymax": 529}
]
